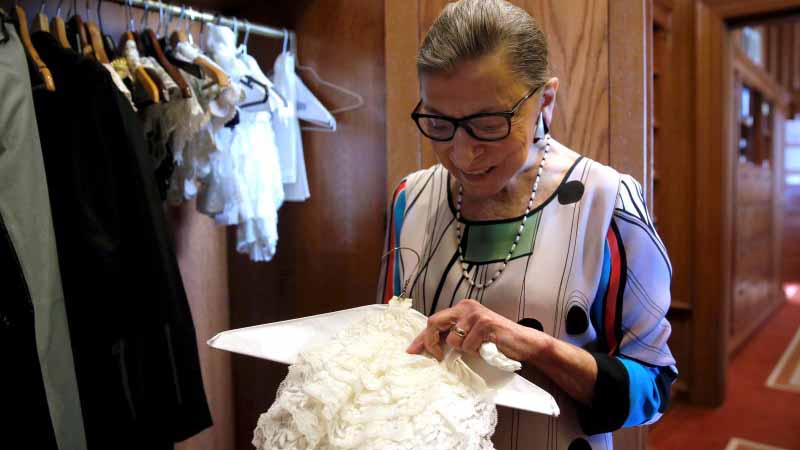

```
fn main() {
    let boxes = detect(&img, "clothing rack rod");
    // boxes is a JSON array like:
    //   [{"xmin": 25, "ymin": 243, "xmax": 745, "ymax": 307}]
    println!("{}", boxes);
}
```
[{"xmin": 108, "ymin": 0, "xmax": 291, "ymax": 41}]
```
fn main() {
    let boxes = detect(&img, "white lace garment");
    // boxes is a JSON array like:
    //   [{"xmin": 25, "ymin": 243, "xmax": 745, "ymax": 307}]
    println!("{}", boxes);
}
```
[{"xmin": 252, "ymin": 297, "xmax": 499, "ymax": 450}]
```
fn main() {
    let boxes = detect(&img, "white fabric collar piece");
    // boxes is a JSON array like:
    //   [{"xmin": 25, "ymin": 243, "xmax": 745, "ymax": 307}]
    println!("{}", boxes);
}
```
[{"xmin": 208, "ymin": 297, "xmax": 560, "ymax": 417}]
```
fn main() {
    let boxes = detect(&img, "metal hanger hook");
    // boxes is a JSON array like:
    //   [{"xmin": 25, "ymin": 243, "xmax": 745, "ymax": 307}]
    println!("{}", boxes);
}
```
[
  {"xmin": 140, "ymin": 0, "xmax": 150, "ymax": 28},
  {"xmin": 39, "ymin": 0, "xmax": 47, "ymax": 14},
  {"xmin": 97, "ymin": 0, "xmax": 107, "ymax": 33},
  {"xmin": 125, "ymin": 0, "xmax": 133, "ymax": 31},
  {"xmin": 177, "ymin": 4, "xmax": 186, "ymax": 31},
  {"xmin": 381, "ymin": 247, "xmax": 422, "ymax": 299},
  {"xmin": 55, "ymin": 0, "xmax": 65, "ymax": 18},
  {"xmin": 242, "ymin": 19, "xmax": 251, "ymax": 49},
  {"xmin": 157, "ymin": 3, "xmax": 163, "ymax": 34}
]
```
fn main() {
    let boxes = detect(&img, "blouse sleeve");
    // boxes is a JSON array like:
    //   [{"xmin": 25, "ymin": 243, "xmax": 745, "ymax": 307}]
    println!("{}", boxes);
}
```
[
  {"xmin": 376, "ymin": 179, "xmax": 408, "ymax": 304},
  {"xmin": 578, "ymin": 175, "xmax": 679, "ymax": 435}
]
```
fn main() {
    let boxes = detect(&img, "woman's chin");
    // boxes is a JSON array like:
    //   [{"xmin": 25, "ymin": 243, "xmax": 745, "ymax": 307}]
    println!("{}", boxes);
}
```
[{"xmin": 457, "ymin": 170, "xmax": 506, "ymax": 198}]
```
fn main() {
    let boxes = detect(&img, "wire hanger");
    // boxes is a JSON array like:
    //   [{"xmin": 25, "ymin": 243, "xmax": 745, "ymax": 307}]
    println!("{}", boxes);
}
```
[
  {"xmin": 381, "ymin": 247, "xmax": 422, "ymax": 300},
  {"xmin": 240, "ymin": 18, "xmax": 251, "ymax": 54},
  {"xmin": 280, "ymin": 29, "xmax": 364, "ymax": 130},
  {"xmin": 296, "ymin": 63, "xmax": 364, "ymax": 115}
]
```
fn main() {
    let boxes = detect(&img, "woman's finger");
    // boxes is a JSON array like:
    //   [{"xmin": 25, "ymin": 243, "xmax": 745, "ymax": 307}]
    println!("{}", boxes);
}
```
[
  {"xmin": 427, "ymin": 308, "xmax": 462, "ymax": 333},
  {"xmin": 423, "ymin": 326, "xmax": 445, "ymax": 360},
  {"xmin": 406, "ymin": 332, "xmax": 425, "ymax": 354},
  {"xmin": 461, "ymin": 316, "xmax": 492, "ymax": 354},
  {"xmin": 445, "ymin": 317, "xmax": 471, "ymax": 350}
]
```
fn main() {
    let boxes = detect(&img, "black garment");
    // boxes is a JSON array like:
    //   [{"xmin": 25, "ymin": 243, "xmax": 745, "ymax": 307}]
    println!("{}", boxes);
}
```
[
  {"xmin": 31, "ymin": 32, "xmax": 211, "ymax": 449},
  {"xmin": 0, "ymin": 216, "xmax": 58, "ymax": 450}
]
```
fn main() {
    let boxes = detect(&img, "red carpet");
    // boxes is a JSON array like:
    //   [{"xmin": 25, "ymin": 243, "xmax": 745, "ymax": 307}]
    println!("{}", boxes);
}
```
[{"xmin": 648, "ymin": 297, "xmax": 800, "ymax": 450}]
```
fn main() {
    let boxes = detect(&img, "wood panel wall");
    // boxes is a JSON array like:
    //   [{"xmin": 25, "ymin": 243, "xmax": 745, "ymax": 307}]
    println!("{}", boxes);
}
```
[{"xmin": 703, "ymin": 0, "xmax": 800, "ymax": 20}]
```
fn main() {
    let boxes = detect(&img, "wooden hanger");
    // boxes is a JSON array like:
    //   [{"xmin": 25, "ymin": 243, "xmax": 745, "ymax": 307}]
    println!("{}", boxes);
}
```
[
  {"xmin": 199, "ymin": 56, "xmax": 229, "ymax": 88},
  {"xmin": 51, "ymin": 16, "xmax": 69, "ymax": 48},
  {"xmin": 120, "ymin": 31, "xmax": 159, "ymax": 103},
  {"xmin": 50, "ymin": 0, "xmax": 70, "ymax": 48},
  {"xmin": 142, "ymin": 28, "xmax": 191, "ymax": 98},
  {"xmin": 96, "ymin": 0, "xmax": 117, "ymax": 60},
  {"xmin": 66, "ymin": 2, "xmax": 91, "ymax": 56},
  {"xmin": 31, "ymin": 1, "xmax": 49, "ymax": 33},
  {"xmin": 14, "ymin": 5, "xmax": 55, "ymax": 91},
  {"xmin": 170, "ymin": 30, "xmax": 229, "ymax": 88},
  {"xmin": 85, "ymin": 20, "xmax": 108, "ymax": 63}
]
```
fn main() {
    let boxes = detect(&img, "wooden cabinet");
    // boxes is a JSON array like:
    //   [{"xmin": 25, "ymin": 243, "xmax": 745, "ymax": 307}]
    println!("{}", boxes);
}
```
[{"xmin": 729, "ymin": 55, "xmax": 787, "ymax": 354}]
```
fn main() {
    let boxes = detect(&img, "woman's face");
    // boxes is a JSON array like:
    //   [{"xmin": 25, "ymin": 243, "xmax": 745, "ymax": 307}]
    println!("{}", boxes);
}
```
[{"xmin": 419, "ymin": 52, "xmax": 543, "ymax": 199}]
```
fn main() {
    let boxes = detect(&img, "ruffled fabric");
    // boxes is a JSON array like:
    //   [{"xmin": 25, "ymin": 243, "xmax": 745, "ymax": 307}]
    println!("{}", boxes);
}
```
[
  {"xmin": 201, "ymin": 23, "xmax": 284, "ymax": 262},
  {"xmin": 101, "ymin": 62, "xmax": 136, "ymax": 111},
  {"xmin": 167, "ymin": 68, "xmax": 218, "ymax": 205},
  {"xmin": 253, "ymin": 297, "xmax": 498, "ymax": 450}
]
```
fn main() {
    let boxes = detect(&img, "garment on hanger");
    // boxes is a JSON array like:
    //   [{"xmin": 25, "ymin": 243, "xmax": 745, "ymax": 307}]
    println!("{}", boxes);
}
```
[
  {"xmin": 203, "ymin": 23, "xmax": 284, "ymax": 261},
  {"xmin": 0, "ymin": 21, "xmax": 86, "ymax": 450},
  {"xmin": 166, "ymin": 67, "xmax": 218, "ymax": 206},
  {"xmin": 272, "ymin": 49, "xmax": 310, "ymax": 201},
  {"xmin": 140, "ymin": 66, "xmax": 209, "ymax": 200},
  {"xmin": 124, "ymin": 38, "xmax": 179, "ymax": 101},
  {"xmin": 295, "ymin": 75, "xmax": 336, "ymax": 130},
  {"xmin": 31, "ymin": 30, "xmax": 212, "ymax": 449},
  {"xmin": 102, "ymin": 61, "xmax": 136, "ymax": 110}
]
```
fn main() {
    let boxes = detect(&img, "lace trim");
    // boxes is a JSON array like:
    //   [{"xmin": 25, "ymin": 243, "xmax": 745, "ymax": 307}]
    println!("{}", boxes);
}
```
[{"xmin": 252, "ymin": 298, "xmax": 498, "ymax": 450}]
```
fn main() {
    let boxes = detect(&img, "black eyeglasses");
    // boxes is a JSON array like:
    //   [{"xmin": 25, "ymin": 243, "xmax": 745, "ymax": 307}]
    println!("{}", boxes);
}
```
[{"xmin": 410, "ymin": 86, "xmax": 540, "ymax": 142}]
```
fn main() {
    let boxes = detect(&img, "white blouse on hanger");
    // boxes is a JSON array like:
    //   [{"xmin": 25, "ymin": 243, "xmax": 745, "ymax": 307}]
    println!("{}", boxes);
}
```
[
  {"xmin": 204, "ymin": 23, "xmax": 285, "ymax": 262},
  {"xmin": 272, "ymin": 49, "xmax": 311, "ymax": 202}
]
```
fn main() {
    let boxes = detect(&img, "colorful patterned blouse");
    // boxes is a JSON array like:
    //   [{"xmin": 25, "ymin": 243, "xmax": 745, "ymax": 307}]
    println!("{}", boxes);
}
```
[{"xmin": 378, "ymin": 139, "xmax": 678, "ymax": 450}]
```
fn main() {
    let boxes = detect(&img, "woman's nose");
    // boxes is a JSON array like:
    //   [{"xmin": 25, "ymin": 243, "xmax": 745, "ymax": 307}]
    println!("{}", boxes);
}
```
[{"xmin": 450, "ymin": 128, "xmax": 483, "ymax": 169}]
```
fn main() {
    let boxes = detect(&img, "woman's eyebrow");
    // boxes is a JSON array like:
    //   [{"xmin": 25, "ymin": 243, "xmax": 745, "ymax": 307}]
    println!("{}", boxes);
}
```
[{"xmin": 421, "ymin": 103, "xmax": 503, "ymax": 116}]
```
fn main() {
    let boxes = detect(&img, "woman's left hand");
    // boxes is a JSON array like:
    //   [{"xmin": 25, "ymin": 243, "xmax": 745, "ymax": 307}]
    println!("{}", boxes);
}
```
[{"xmin": 406, "ymin": 299, "xmax": 550, "ymax": 363}]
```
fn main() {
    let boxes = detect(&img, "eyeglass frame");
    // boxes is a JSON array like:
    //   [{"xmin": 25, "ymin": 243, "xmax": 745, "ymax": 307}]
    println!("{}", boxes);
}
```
[{"xmin": 410, "ymin": 86, "xmax": 541, "ymax": 142}]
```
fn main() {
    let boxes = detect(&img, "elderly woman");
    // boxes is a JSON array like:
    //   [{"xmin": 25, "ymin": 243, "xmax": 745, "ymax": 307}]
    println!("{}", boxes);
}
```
[{"xmin": 379, "ymin": 1, "xmax": 678, "ymax": 449}]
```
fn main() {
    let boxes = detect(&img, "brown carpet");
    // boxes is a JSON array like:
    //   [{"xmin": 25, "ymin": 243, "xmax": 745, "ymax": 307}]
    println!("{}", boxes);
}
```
[{"xmin": 648, "ymin": 296, "xmax": 800, "ymax": 450}]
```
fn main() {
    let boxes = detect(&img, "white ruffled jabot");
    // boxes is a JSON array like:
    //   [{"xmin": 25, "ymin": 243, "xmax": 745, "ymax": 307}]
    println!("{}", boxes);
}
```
[{"xmin": 252, "ymin": 297, "xmax": 501, "ymax": 450}]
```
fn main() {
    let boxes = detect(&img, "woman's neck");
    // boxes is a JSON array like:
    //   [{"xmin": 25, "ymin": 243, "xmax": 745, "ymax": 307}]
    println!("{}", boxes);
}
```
[{"xmin": 456, "ymin": 148, "xmax": 544, "ymax": 221}]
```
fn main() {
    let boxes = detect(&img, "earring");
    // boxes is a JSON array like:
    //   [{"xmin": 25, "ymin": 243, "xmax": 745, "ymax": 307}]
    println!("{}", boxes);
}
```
[{"xmin": 534, "ymin": 111, "xmax": 550, "ymax": 142}]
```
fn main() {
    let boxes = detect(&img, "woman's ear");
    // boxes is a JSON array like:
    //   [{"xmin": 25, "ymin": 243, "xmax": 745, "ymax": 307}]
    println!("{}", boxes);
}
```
[{"xmin": 540, "ymin": 77, "xmax": 559, "ymax": 129}]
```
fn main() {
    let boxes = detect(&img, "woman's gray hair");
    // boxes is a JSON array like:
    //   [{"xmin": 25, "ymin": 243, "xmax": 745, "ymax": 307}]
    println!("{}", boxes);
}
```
[{"xmin": 417, "ymin": 0, "xmax": 549, "ymax": 89}]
